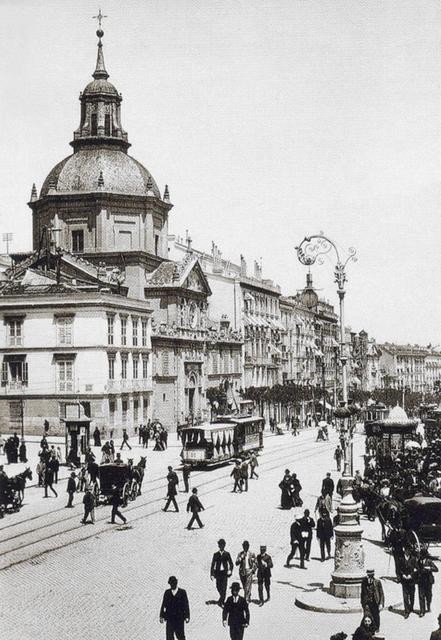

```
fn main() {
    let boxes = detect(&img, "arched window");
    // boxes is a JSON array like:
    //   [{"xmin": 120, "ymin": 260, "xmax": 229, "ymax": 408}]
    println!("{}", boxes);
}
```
[{"xmin": 104, "ymin": 114, "xmax": 111, "ymax": 136}]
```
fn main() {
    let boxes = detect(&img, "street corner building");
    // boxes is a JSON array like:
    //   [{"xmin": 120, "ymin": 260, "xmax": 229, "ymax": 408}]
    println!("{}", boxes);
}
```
[{"xmin": 0, "ymin": 27, "xmax": 243, "ymax": 438}]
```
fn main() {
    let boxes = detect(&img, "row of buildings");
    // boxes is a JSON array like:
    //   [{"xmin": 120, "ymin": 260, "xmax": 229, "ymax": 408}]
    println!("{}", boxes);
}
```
[{"xmin": 0, "ymin": 29, "xmax": 439, "ymax": 436}]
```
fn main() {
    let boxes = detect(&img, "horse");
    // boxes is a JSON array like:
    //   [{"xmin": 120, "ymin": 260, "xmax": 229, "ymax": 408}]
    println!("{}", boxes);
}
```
[
  {"xmin": 133, "ymin": 456, "xmax": 147, "ymax": 496},
  {"xmin": 9, "ymin": 467, "xmax": 33, "ymax": 503},
  {"xmin": 376, "ymin": 497, "xmax": 405, "ymax": 542}
]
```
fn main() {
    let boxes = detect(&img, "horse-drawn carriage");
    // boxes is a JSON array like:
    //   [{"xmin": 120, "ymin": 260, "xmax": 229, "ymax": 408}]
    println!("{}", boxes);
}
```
[
  {"xmin": 94, "ymin": 458, "xmax": 146, "ymax": 506},
  {"xmin": 0, "ymin": 467, "xmax": 32, "ymax": 517}
]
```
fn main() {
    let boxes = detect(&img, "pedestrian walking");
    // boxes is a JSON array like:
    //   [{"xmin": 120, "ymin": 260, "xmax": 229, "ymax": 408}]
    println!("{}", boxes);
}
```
[
  {"xmin": 82, "ymin": 487, "xmax": 96, "ymax": 524},
  {"xmin": 182, "ymin": 464, "xmax": 191, "ymax": 493},
  {"xmin": 93, "ymin": 427, "xmax": 101, "ymax": 447},
  {"xmin": 235, "ymin": 541, "xmax": 257, "ymax": 603},
  {"xmin": 298, "ymin": 508, "xmax": 315, "ymax": 561},
  {"xmin": 249, "ymin": 453, "xmax": 259, "ymax": 479},
  {"xmin": 417, "ymin": 548, "xmax": 438, "ymax": 617},
  {"xmin": 240, "ymin": 459, "xmax": 249, "ymax": 492},
  {"xmin": 316, "ymin": 509, "xmax": 334, "ymax": 561},
  {"xmin": 256, "ymin": 545, "xmax": 273, "ymax": 606},
  {"xmin": 159, "ymin": 576, "xmax": 190, "ymax": 640},
  {"xmin": 321, "ymin": 472, "xmax": 335, "ymax": 498},
  {"xmin": 285, "ymin": 516, "xmax": 307, "ymax": 569},
  {"xmin": 279, "ymin": 469, "xmax": 293, "ymax": 509},
  {"xmin": 48, "ymin": 454, "xmax": 59, "ymax": 483},
  {"xmin": 142, "ymin": 424, "xmax": 150, "ymax": 448},
  {"xmin": 110, "ymin": 484, "xmax": 127, "ymax": 524},
  {"xmin": 397, "ymin": 548, "xmax": 418, "ymax": 618},
  {"xmin": 430, "ymin": 613, "xmax": 441, "ymax": 640},
  {"xmin": 66, "ymin": 472, "xmax": 76, "ymax": 507},
  {"xmin": 334, "ymin": 445, "xmax": 342, "ymax": 472},
  {"xmin": 120, "ymin": 428, "xmax": 132, "ymax": 450},
  {"xmin": 19, "ymin": 440, "xmax": 27, "ymax": 463},
  {"xmin": 314, "ymin": 491, "xmax": 333, "ymax": 517},
  {"xmin": 360, "ymin": 569, "xmax": 384, "ymax": 632},
  {"xmin": 163, "ymin": 466, "xmax": 179, "ymax": 512},
  {"xmin": 43, "ymin": 464, "xmax": 58, "ymax": 498},
  {"xmin": 186, "ymin": 487, "xmax": 204, "ymax": 529},
  {"xmin": 211, "ymin": 538, "xmax": 233, "ymax": 606},
  {"xmin": 231, "ymin": 461, "xmax": 243, "ymax": 493},
  {"xmin": 222, "ymin": 582, "xmax": 250, "ymax": 640},
  {"xmin": 138, "ymin": 424, "xmax": 144, "ymax": 445}
]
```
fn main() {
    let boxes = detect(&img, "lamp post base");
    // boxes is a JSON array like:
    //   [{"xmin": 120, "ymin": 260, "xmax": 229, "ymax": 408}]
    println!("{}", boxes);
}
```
[{"xmin": 330, "ymin": 475, "xmax": 365, "ymax": 599}]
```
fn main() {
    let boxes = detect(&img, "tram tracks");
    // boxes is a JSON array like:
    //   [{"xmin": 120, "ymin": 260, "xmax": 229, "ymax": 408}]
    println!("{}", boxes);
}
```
[{"xmin": 0, "ymin": 435, "xmax": 346, "ymax": 571}]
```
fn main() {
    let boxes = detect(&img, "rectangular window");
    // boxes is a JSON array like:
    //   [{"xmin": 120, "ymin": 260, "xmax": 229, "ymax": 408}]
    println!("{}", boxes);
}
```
[
  {"xmin": 133, "ymin": 399, "xmax": 139, "ymax": 424},
  {"xmin": 109, "ymin": 400, "xmax": 116, "ymax": 426},
  {"xmin": 133, "ymin": 355, "xmax": 139, "ymax": 379},
  {"xmin": 91, "ymin": 113, "xmax": 98, "ymax": 136},
  {"xmin": 212, "ymin": 352, "xmax": 218, "ymax": 375},
  {"xmin": 132, "ymin": 317, "xmax": 138, "ymax": 346},
  {"xmin": 121, "ymin": 354, "xmax": 128, "ymax": 379},
  {"xmin": 120, "ymin": 316, "xmax": 127, "ymax": 346},
  {"xmin": 162, "ymin": 351, "xmax": 169, "ymax": 376},
  {"xmin": 141, "ymin": 319, "xmax": 148, "ymax": 346},
  {"xmin": 107, "ymin": 315, "xmax": 114, "ymax": 345},
  {"xmin": 142, "ymin": 397, "xmax": 148, "ymax": 421},
  {"xmin": 142, "ymin": 355, "xmax": 149, "ymax": 380},
  {"xmin": 71, "ymin": 229, "xmax": 84, "ymax": 253},
  {"xmin": 108, "ymin": 356, "xmax": 115, "ymax": 380},
  {"xmin": 122, "ymin": 399, "xmax": 128, "ymax": 426},
  {"xmin": 57, "ymin": 316, "xmax": 73, "ymax": 346},
  {"xmin": 58, "ymin": 360, "xmax": 74, "ymax": 392},
  {"xmin": 7, "ymin": 319, "xmax": 23, "ymax": 346},
  {"xmin": 104, "ymin": 113, "xmax": 111, "ymax": 136},
  {"xmin": 4, "ymin": 359, "xmax": 28, "ymax": 388},
  {"xmin": 154, "ymin": 234, "xmax": 159, "ymax": 256}
]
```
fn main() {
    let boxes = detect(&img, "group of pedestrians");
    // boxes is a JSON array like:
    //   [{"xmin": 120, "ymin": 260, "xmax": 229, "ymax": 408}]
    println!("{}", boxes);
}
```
[
  {"xmin": 230, "ymin": 454, "xmax": 258, "ymax": 493},
  {"xmin": 278, "ymin": 468, "xmax": 302, "ymax": 509},
  {"xmin": 138, "ymin": 421, "xmax": 168, "ymax": 450},
  {"xmin": 1, "ymin": 433, "xmax": 27, "ymax": 464}
]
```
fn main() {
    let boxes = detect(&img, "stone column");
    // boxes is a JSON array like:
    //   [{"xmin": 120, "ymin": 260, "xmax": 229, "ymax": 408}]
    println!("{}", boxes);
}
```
[{"xmin": 330, "ymin": 474, "xmax": 365, "ymax": 598}]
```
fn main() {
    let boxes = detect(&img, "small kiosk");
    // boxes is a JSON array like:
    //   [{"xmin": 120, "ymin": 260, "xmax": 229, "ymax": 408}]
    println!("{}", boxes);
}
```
[
  {"xmin": 62, "ymin": 403, "xmax": 91, "ymax": 466},
  {"xmin": 366, "ymin": 405, "xmax": 417, "ymax": 470}
]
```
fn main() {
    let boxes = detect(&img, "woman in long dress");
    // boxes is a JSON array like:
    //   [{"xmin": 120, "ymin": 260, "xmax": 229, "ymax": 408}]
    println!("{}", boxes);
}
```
[{"xmin": 279, "ymin": 469, "xmax": 293, "ymax": 509}]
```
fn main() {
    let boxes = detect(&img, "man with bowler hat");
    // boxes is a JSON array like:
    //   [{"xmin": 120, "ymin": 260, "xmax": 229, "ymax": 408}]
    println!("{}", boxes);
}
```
[
  {"xmin": 211, "ymin": 538, "xmax": 233, "ymax": 606},
  {"xmin": 360, "ymin": 568, "xmax": 384, "ymax": 631},
  {"xmin": 159, "ymin": 576, "xmax": 190, "ymax": 640},
  {"xmin": 222, "ymin": 582, "xmax": 250, "ymax": 640}
]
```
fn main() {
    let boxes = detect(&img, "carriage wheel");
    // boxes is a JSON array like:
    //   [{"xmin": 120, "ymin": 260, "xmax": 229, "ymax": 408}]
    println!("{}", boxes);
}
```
[
  {"xmin": 122, "ymin": 483, "xmax": 130, "ymax": 507},
  {"xmin": 130, "ymin": 482, "xmax": 138, "ymax": 501},
  {"xmin": 12, "ymin": 493, "xmax": 21, "ymax": 512}
]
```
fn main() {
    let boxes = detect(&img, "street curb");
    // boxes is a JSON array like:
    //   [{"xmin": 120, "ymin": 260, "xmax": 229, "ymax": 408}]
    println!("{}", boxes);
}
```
[{"xmin": 295, "ymin": 590, "xmax": 363, "ymax": 614}]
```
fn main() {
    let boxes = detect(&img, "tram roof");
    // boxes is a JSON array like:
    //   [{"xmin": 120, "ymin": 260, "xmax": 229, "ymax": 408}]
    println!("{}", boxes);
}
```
[{"xmin": 182, "ymin": 423, "xmax": 233, "ymax": 433}]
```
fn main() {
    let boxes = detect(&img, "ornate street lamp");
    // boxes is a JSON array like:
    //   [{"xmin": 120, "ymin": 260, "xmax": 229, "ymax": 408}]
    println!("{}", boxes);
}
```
[{"xmin": 296, "ymin": 233, "xmax": 364, "ymax": 598}]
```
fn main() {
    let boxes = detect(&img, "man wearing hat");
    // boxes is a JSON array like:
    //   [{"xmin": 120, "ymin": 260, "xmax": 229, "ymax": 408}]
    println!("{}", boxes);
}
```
[
  {"xmin": 222, "ymin": 582, "xmax": 250, "ymax": 640},
  {"xmin": 256, "ymin": 545, "xmax": 273, "ymax": 606},
  {"xmin": 159, "ymin": 576, "xmax": 190, "ymax": 640},
  {"xmin": 211, "ymin": 538, "xmax": 233, "ymax": 606},
  {"xmin": 360, "ymin": 568, "xmax": 384, "ymax": 632}
]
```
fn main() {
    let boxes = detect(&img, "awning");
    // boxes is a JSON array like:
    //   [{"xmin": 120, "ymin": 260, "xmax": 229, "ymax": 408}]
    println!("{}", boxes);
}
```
[{"xmin": 273, "ymin": 319, "xmax": 285, "ymax": 331}]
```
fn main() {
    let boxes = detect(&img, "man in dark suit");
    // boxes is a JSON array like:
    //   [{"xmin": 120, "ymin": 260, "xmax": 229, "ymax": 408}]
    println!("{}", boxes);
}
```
[
  {"xmin": 398, "ymin": 551, "xmax": 419, "ymax": 618},
  {"xmin": 222, "ymin": 582, "xmax": 250, "ymax": 640},
  {"xmin": 211, "ymin": 538, "xmax": 233, "ymax": 606},
  {"xmin": 163, "ymin": 466, "xmax": 179, "ymax": 512},
  {"xmin": 360, "ymin": 569, "xmax": 384, "ymax": 631},
  {"xmin": 159, "ymin": 576, "xmax": 190, "ymax": 640},
  {"xmin": 321, "ymin": 472, "xmax": 335, "ymax": 498},
  {"xmin": 256, "ymin": 545, "xmax": 273, "ymax": 606}
]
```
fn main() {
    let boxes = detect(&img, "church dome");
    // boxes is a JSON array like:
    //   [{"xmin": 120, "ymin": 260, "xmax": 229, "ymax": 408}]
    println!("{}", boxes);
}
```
[
  {"xmin": 82, "ymin": 78, "xmax": 120, "ymax": 97},
  {"xmin": 40, "ymin": 148, "xmax": 160, "ymax": 197}
]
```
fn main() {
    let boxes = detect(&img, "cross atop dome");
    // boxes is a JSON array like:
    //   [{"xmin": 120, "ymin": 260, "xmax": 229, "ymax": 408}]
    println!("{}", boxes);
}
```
[{"xmin": 92, "ymin": 9, "xmax": 109, "ymax": 80}]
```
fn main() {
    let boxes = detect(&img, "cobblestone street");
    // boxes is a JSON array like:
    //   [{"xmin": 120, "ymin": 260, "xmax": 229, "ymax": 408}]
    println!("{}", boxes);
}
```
[{"xmin": 1, "ymin": 429, "xmax": 439, "ymax": 640}]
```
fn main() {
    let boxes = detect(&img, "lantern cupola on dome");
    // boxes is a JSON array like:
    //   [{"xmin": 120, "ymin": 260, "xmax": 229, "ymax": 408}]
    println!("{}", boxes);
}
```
[{"xmin": 71, "ymin": 26, "xmax": 129, "ymax": 152}]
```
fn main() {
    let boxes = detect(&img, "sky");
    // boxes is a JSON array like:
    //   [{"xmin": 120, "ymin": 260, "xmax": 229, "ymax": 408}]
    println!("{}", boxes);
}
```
[{"xmin": 0, "ymin": 0, "xmax": 439, "ymax": 346}]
